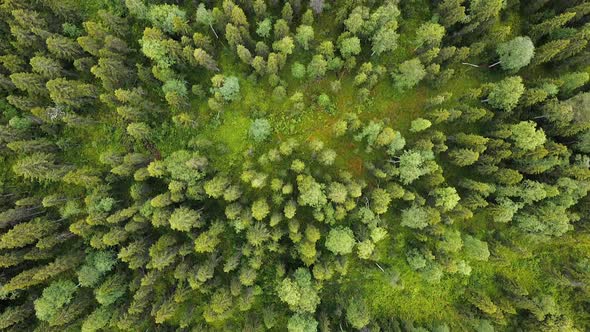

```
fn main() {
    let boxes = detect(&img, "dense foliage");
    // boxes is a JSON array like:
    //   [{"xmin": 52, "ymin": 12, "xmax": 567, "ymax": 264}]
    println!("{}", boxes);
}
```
[{"xmin": 1, "ymin": 0, "xmax": 590, "ymax": 331}]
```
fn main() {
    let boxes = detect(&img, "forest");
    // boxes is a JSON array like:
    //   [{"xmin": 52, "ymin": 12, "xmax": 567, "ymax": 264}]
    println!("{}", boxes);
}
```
[{"xmin": 1, "ymin": 0, "xmax": 590, "ymax": 331}]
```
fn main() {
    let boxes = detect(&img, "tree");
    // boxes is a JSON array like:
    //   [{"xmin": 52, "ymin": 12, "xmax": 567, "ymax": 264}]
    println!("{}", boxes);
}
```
[
  {"xmin": 398, "ymin": 149, "xmax": 433, "ymax": 184},
  {"xmin": 274, "ymin": 19, "xmax": 290, "ymax": 39},
  {"xmin": 344, "ymin": 7, "xmax": 368, "ymax": 34},
  {"xmin": 225, "ymin": 23, "xmax": 243, "ymax": 49},
  {"xmin": 169, "ymin": 207, "xmax": 202, "ymax": 232},
  {"xmin": 328, "ymin": 182, "xmax": 348, "ymax": 203},
  {"xmin": 509, "ymin": 121, "xmax": 546, "ymax": 151},
  {"xmin": 249, "ymin": 118, "xmax": 271, "ymax": 142},
  {"xmin": 346, "ymin": 298, "xmax": 371, "ymax": 329},
  {"xmin": 148, "ymin": 4, "xmax": 186, "ymax": 34},
  {"xmin": 310, "ymin": 0, "xmax": 325, "ymax": 14},
  {"xmin": 253, "ymin": 0, "xmax": 267, "ymax": 17},
  {"xmin": 486, "ymin": 76, "xmax": 525, "ymax": 111},
  {"xmin": 82, "ymin": 305, "xmax": 114, "ymax": 332},
  {"xmin": 46, "ymin": 36, "xmax": 82, "ymax": 60},
  {"xmin": 194, "ymin": 222, "xmax": 223, "ymax": 253},
  {"xmin": 530, "ymin": 12, "xmax": 576, "ymax": 41},
  {"xmin": 339, "ymin": 36, "xmax": 361, "ymax": 58},
  {"xmin": 162, "ymin": 79, "xmax": 188, "ymax": 108},
  {"xmin": 295, "ymin": 25, "xmax": 314, "ymax": 50},
  {"xmin": 433, "ymin": 187, "xmax": 460, "ymax": 211},
  {"xmin": 325, "ymin": 227, "xmax": 355, "ymax": 255},
  {"xmin": 438, "ymin": 0, "xmax": 467, "ymax": 28},
  {"xmin": 531, "ymin": 39, "xmax": 570, "ymax": 66},
  {"xmin": 277, "ymin": 268, "xmax": 320, "ymax": 313},
  {"xmin": 125, "ymin": 0, "xmax": 148, "ymax": 19},
  {"xmin": 281, "ymin": 2, "xmax": 293, "ymax": 22},
  {"xmin": 256, "ymin": 18, "xmax": 272, "ymax": 38},
  {"xmin": 9, "ymin": 73, "xmax": 46, "ymax": 96},
  {"xmin": 495, "ymin": 36, "xmax": 535, "ymax": 71},
  {"xmin": 560, "ymin": 72, "xmax": 589, "ymax": 94},
  {"xmin": 291, "ymin": 62, "xmax": 306, "ymax": 79},
  {"xmin": 12, "ymin": 153, "xmax": 68, "ymax": 182},
  {"xmin": 46, "ymin": 78, "xmax": 97, "ymax": 108},
  {"xmin": 236, "ymin": 45, "xmax": 252, "ymax": 64},
  {"xmin": 0, "ymin": 303, "xmax": 34, "ymax": 330},
  {"xmin": 0, "ymin": 218, "xmax": 57, "ymax": 249},
  {"xmin": 288, "ymin": 313, "xmax": 318, "ymax": 332},
  {"xmin": 297, "ymin": 175, "xmax": 327, "ymax": 208},
  {"xmin": 401, "ymin": 205, "xmax": 430, "ymax": 229},
  {"xmin": 371, "ymin": 188, "xmax": 391, "ymax": 214},
  {"xmin": 194, "ymin": 48, "xmax": 219, "ymax": 71},
  {"xmin": 307, "ymin": 55, "xmax": 328, "ymax": 79},
  {"xmin": 410, "ymin": 118, "xmax": 432, "ymax": 132},
  {"xmin": 95, "ymin": 274, "xmax": 127, "ymax": 305},
  {"xmin": 463, "ymin": 235, "xmax": 490, "ymax": 261},
  {"xmin": 469, "ymin": 0, "xmax": 503, "ymax": 26},
  {"xmin": 34, "ymin": 279, "xmax": 77, "ymax": 322},
  {"xmin": 372, "ymin": 25, "xmax": 399, "ymax": 55},
  {"xmin": 273, "ymin": 36, "xmax": 295, "ymax": 55},
  {"xmin": 127, "ymin": 122, "xmax": 151, "ymax": 141},
  {"xmin": 77, "ymin": 251, "xmax": 116, "ymax": 285},
  {"xmin": 252, "ymin": 199, "xmax": 270, "ymax": 221},
  {"xmin": 196, "ymin": 3, "xmax": 219, "ymax": 39},
  {"xmin": 230, "ymin": 6, "xmax": 248, "ymax": 27},
  {"xmin": 30, "ymin": 55, "xmax": 62, "ymax": 79},
  {"xmin": 218, "ymin": 76, "xmax": 240, "ymax": 101},
  {"xmin": 392, "ymin": 58, "xmax": 426, "ymax": 91},
  {"xmin": 415, "ymin": 23, "xmax": 445, "ymax": 48},
  {"xmin": 448, "ymin": 148, "xmax": 479, "ymax": 166}
]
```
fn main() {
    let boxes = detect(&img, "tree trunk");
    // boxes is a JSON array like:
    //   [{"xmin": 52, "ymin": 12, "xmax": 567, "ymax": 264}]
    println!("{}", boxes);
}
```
[
  {"xmin": 210, "ymin": 24, "xmax": 219, "ymax": 39},
  {"xmin": 462, "ymin": 62, "xmax": 480, "ymax": 68},
  {"xmin": 488, "ymin": 61, "xmax": 501, "ymax": 68}
]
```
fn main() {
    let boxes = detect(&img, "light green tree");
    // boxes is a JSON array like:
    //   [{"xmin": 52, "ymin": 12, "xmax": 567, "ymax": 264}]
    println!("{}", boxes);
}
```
[
  {"xmin": 495, "ymin": 36, "xmax": 535, "ymax": 71},
  {"xmin": 252, "ymin": 199, "xmax": 270, "ymax": 221},
  {"xmin": 325, "ymin": 227, "xmax": 356, "ymax": 255},
  {"xmin": 392, "ymin": 58, "xmax": 426, "ymax": 91},
  {"xmin": 295, "ymin": 25, "xmax": 314, "ymax": 50},
  {"xmin": 34, "ymin": 279, "xmax": 77, "ymax": 321},
  {"xmin": 169, "ymin": 207, "xmax": 202, "ymax": 232},
  {"xmin": 486, "ymin": 76, "xmax": 525, "ymax": 111}
]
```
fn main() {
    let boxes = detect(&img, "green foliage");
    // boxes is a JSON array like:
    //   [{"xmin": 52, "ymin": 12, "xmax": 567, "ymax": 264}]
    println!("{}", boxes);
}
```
[
  {"xmin": 169, "ymin": 206, "xmax": 202, "ymax": 231},
  {"xmin": 392, "ymin": 58, "xmax": 426, "ymax": 91},
  {"xmin": 339, "ymin": 36, "xmax": 361, "ymax": 58},
  {"xmin": 297, "ymin": 175, "xmax": 327, "ymax": 208},
  {"xmin": 433, "ymin": 187, "xmax": 460, "ymax": 211},
  {"xmin": 346, "ymin": 297, "xmax": 371, "ymax": 329},
  {"xmin": 415, "ymin": 23, "xmax": 445, "ymax": 48},
  {"xmin": 94, "ymin": 274, "xmax": 127, "ymax": 305},
  {"xmin": 249, "ymin": 118, "xmax": 271, "ymax": 142},
  {"xmin": 218, "ymin": 76, "xmax": 240, "ymax": 102},
  {"xmin": 463, "ymin": 235, "xmax": 490, "ymax": 261},
  {"xmin": 278, "ymin": 268, "xmax": 320, "ymax": 313},
  {"xmin": 288, "ymin": 313, "xmax": 318, "ymax": 332},
  {"xmin": 295, "ymin": 25, "xmax": 314, "ymax": 50},
  {"xmin": 398, "ymin": 149, "xmax": 434, "ymax": 184},
  {"xmin": 77, "ymin": 251, "xmax": 116, "ymax": 287},
  {"xmin": 1, "ymin": 1, "xmax": 590, "ymax": 331},
  {"xmin": 487, "ymin": 76, "xmax": 525, "ymax": 111},
  {"xmin": 256, "ymin": 18, "xmax": 272, "ymax": 38},
  {"xmin": 291, "ymin": 62, "xmax": 306, "ymax": 79},
  {"xmin": 410, "ymin": 118, "xmax": 432, "ymax": 132},
  {"xmin": 509, "ymin": 121, "xmax": 546, "ymax": 151},
  {"xmin": 325, "ymin": 227, "xmax": 356, "ymax": 255},
  {"xmin": 148, "ymin": 4, "xmax": 186, "ymax": 34},
  {"xmin": 34, "ymin": 279, "xmax": 77, "ymax": 321},
  {"xmin": 497, "ymin": 36, "xmax": 535, "ymax": 71}
]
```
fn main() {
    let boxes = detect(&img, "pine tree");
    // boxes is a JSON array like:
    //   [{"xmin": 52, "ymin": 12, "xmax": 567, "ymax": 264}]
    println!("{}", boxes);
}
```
[{"xmin": 194, "ymin": 48, "xmax": 219, "ymax": 71}]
